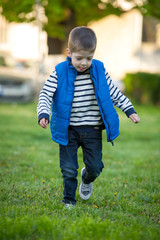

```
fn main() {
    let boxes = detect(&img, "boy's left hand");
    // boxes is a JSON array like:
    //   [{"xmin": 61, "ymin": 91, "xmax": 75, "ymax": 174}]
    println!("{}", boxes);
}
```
[{"xmin": 129, "ymin": 113, "xmax": 140, "ymax": 123}]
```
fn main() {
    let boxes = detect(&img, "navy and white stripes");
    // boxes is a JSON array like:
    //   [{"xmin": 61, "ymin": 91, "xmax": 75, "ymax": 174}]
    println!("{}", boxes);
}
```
[
  {"xmin": 70, "ymin": 69, "xmax": 102, "ymax": 125},
  {"xmin": 37, "ymin": 71, "xmax": 57, "ymax": 118},
  {"xmin": 37, "ymin": 67, "xmax": 135, "ymax": 125},
  {"xmin": 106, "ymin": 71, "xmax": 133, "ymax": 113}
]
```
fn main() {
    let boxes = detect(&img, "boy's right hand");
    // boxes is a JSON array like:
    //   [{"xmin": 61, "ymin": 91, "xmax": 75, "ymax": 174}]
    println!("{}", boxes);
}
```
[{"xmin": 39, "ymin": 118, "xmax": 49, "ymax": 128}]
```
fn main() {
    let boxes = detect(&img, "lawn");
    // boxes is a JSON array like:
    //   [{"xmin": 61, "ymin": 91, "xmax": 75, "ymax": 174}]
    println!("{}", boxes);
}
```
[{"xmin": 0, "ymin": 102, "xmax": 160, "ymax": 240}]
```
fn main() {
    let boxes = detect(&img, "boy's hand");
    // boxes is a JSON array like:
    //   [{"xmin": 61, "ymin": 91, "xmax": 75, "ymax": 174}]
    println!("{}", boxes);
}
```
[
  {"xmin": 129, "ymin": 113, "xmax": 140, "ymax": 124},
  {"xmin": 39, "ymin": 118, "xmax": 49, "ymax": 128}
]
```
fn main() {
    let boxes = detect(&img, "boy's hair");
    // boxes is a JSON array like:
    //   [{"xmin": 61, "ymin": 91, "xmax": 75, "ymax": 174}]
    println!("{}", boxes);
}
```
[{"xmin": 68, "ymin": 26, "xmax": 97, "ymax": 53}]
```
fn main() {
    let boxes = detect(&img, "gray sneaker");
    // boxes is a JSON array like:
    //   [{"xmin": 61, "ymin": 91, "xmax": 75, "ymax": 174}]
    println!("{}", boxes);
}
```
[
  {"xmin": 64, "ymin": 203, "xmax": 75, "ymax": 209},
  {"xmin": 61, "ymin": 200, "xmax": 75, "ymax": 209},
  {"xmin": 79, "ymin": 167, "xmax": 93, "ymax": 200}
]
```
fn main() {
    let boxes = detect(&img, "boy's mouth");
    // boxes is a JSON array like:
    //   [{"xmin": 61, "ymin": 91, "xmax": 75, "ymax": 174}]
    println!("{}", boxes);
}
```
[{"xmin": 79, "ymin": 67, "xmax": 86, "ymax": 71}]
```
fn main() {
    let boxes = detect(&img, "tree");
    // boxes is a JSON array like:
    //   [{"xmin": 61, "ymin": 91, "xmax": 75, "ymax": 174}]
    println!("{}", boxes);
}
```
[{"xmin": 0, "ymin": 0, "xmax": 160, "ymax": 52}]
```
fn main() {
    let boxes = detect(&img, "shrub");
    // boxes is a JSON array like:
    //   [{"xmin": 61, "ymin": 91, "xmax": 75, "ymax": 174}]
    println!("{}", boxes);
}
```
[{"xmin": 123, "ymin": 72, "xmax": 160, "ymax": 105}]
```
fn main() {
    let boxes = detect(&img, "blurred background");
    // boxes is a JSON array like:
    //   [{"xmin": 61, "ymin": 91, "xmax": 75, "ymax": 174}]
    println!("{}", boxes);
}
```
[{"xmin": 0, "ymin": 0, "xmax": 160, "ymax": 105}]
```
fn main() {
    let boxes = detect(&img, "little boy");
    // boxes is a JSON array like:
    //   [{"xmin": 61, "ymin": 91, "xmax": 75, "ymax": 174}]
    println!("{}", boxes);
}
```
[{"xmin": 37, "ymin": 26, "xmax": 140, "ymax": 207}]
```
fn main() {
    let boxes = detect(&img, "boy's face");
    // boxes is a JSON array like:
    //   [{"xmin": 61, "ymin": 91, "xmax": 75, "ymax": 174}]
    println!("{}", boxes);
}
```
[{"xmin": 66, "ymin": 49, "xmax": 95, "ymax": 72}]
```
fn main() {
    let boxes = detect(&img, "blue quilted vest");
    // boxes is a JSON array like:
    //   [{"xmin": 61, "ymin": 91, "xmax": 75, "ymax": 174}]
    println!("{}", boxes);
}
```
[{"xmin": 50, "ymin": 57, "xmax": 119, "ymax": 146}]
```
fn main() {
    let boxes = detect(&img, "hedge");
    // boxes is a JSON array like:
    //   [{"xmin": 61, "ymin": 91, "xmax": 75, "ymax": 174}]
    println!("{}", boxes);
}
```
[{"xmin": 123, "ymin": 72, "xmax": 160, "ymax": 105}]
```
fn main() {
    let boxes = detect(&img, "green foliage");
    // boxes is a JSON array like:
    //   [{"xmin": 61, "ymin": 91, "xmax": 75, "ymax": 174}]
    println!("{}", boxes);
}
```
[
  {"xmin": 0, "ymin": 56, "xmax": 5, "ymax": 66},
  {"xmin": 44, "ymin": 0, "xmax": 123, "ymax": 38},
  {"xmin": 124, "ymin": 72, "xmax": 160, "ymax": 105},
  {"xmin": 0, "ymin": 102, "xmax": 160, "ymax": 239},
  {"xmin": 0, "ymin": 0, "xmax": 34, "ymax": 22},
  {"xmin": 0, "ymin": 0, "xmax": 160, "ymax": 39},
  {"xmin": 142, "ymin": 0, "xmax": 160, "ymax": 20}
]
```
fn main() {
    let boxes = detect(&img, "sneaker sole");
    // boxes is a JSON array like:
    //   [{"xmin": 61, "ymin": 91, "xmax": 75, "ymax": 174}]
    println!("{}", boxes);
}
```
[{"xmin": 79, "ymin": 167, "xmax": 92, "ymax": 200}]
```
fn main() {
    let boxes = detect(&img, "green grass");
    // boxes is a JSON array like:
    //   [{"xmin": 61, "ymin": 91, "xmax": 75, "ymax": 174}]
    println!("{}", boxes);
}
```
[{"xmin": 0, "ymin": 102, "xmax": 160, "ymax": 240}]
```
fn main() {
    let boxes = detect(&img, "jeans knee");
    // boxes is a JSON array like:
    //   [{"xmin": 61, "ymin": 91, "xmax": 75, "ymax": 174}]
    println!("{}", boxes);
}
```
[
  {"xmin": 83, "ymin": 164, "xmax": 104, "ymax": 184},
  {"xmin": 61, "ymin": 168, "xmax": 77, "ymax": 179},
  {"xmin": 90, "ymin": 168, "xmax": 101, "ymax": 179},
  {"xmin": 89, "ymin": 164, "xmax": 103, "ymax": 176}
]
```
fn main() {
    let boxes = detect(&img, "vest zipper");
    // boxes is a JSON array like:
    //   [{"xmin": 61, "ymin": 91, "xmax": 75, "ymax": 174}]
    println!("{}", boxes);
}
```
[{"xmin": 91, "ymin": 74, "xmax": 113, "ymax": 145}]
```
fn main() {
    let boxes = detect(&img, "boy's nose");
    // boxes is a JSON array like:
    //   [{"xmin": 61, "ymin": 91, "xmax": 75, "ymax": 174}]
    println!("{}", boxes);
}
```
[{"xmin": 81, "ymin": 59, "xmax": 87, "ymax": 66}]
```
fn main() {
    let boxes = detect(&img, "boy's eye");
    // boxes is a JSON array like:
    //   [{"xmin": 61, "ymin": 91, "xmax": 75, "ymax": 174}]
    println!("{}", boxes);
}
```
[{"xmin": 76, "ymin": 57, "xmax": 92, "ymax": 61}]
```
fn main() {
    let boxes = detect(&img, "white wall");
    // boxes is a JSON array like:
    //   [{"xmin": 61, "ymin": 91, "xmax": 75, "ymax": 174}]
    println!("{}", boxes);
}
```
[
  {"xmin": 89, "ymin": 10, "xmax": 143, "ymax": 79},
  {"xmin": 0, "ymin": 16, "xmax": 47, "ymax": 61}
]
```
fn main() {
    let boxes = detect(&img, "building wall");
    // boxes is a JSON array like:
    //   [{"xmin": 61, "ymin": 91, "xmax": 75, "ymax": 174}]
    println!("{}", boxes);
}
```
[
  {"xmin": 0, "ymin": 15, "xmax": 8, "ymax": 51},
  {"xmin": 89, "ymin": 10, "xmax": 160, "ymax": 79},
  {"xmin": 0, "ymin": 10, "xmax": 160, "ymax": 78},
  {"xmin": 0, "ymin": 15, "xmax": 47, "ymax": 61},
  {"xmin": 89, "ymin": 10, "xmax": 143, "ymax": 79}
]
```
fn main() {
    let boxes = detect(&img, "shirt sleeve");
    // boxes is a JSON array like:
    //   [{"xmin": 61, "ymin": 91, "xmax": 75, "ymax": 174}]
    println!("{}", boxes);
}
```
[
  {"xmin": 105, "ymin": 69, "xmax": 136, "ymax": 117},
  {"xmin": 37, "ymin": 70, "xmax": 58, "ymax": 122}
]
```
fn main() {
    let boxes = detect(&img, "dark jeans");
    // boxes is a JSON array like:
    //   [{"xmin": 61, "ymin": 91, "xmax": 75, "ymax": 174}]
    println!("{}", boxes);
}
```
[{"xmin": 60, "ymin": 125, "xmax": 104, "ymax": 205}]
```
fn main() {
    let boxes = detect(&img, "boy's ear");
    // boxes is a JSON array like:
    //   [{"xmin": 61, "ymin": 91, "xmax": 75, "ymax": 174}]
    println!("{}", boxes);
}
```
[{"xmin": 66, "ymin": 48, "xmax": 71, "ymax": 57}]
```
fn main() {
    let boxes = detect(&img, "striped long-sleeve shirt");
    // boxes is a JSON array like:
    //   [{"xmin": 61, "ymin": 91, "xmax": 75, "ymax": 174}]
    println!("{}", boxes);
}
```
[{"xmin": 37, "ymin": 68, "xmax": 135, "ymax": 126}]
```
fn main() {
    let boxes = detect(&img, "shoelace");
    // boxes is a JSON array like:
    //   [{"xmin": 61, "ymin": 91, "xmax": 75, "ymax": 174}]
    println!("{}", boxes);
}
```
[{"xmin": 81, "ymin": 183, "xmax": 91, "ymax": 192}]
